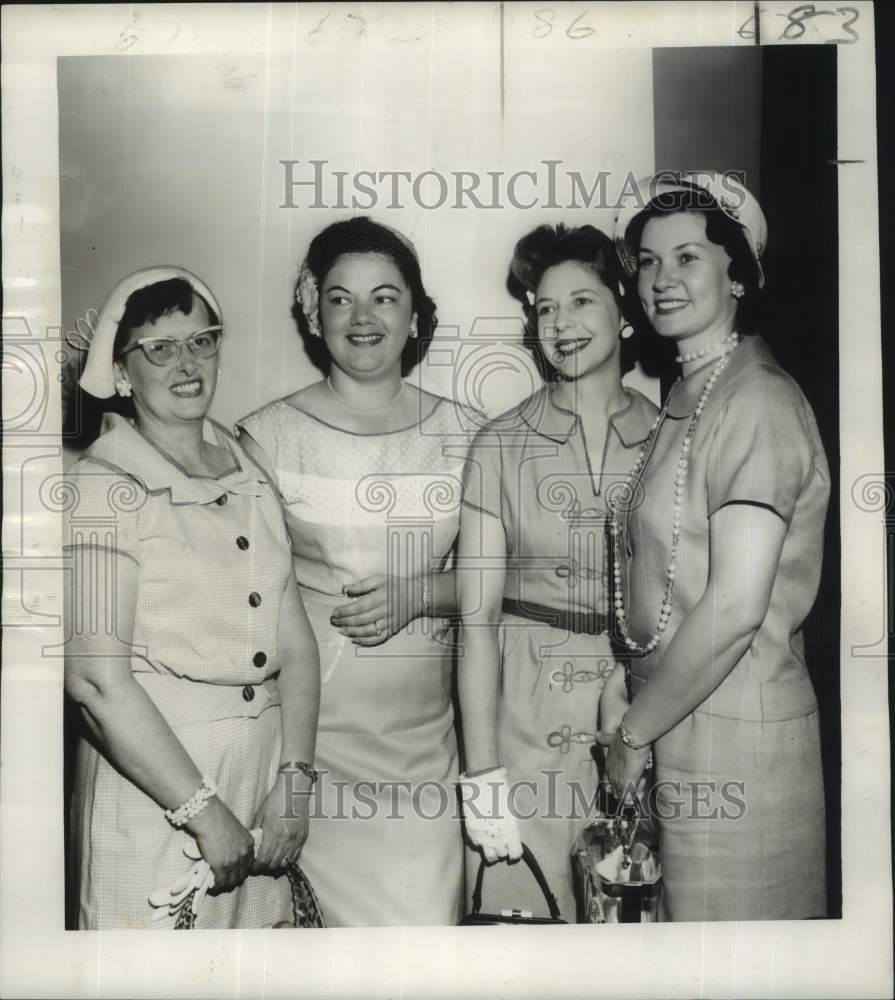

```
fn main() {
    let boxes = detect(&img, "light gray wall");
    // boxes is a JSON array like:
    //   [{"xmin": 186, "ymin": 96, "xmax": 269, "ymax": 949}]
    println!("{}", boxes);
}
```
[{"xmin": 59, "ymin": 31, "xmax": 657, "ymax": 429}]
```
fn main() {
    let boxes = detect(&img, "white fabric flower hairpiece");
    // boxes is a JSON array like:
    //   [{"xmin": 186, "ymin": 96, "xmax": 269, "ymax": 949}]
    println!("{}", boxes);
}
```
[{"xmin": 296, "ymin": 260, "xmax": 322, "ymax": 338}]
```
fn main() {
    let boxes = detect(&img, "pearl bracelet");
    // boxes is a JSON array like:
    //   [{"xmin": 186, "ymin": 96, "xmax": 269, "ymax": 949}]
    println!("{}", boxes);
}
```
[{"xmin": 164, "ymin": 776, "xmax": 217, "ymax": 828}]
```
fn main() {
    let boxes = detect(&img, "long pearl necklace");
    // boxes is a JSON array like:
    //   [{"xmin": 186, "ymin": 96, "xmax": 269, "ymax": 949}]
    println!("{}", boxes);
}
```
[
  {"xmin": 675, "ymin": 331, "xmax": 740, "ymax": 365},
  {"xmin": 610, "ymin": 334, "xmax": 742, "ymax": 654},
  {"xmin": 326, "ymin": 376, "xmax": 404, "ymax": 411}
]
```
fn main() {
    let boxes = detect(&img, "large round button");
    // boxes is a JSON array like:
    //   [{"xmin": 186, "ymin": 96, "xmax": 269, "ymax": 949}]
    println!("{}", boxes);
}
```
[
  {"xmin": 253, "ymin": 651, "xmax": 267, "ymax": 668},
  {"xmin": 248, "ymin": 592, "xmax": 262, "ymax": 608},
  {"xmin": 215, "ymin": 494, "xmax": 228, "ymax": 506},
  {"xmin": 236, "ymin": 536, "xmax": 249, "ymax": 550},
  {"xmin": 242, "ymin": 685, "xmax": 255, "ymax": 702}
]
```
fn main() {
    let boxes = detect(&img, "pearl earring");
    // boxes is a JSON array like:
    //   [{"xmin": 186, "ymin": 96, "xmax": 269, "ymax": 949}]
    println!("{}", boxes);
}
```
[
  {"xmin": 619, "ymin": 323, "xmax": 634, "ymax": 340},
  {"xmin": 730, "ymin": 281, "xmax": 745, "ymax": 299}
]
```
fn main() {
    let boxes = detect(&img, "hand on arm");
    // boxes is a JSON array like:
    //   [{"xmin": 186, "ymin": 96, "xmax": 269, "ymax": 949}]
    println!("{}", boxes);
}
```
[
  {"xmin": 64, "ymin": 550, "xmax": 254, "ymax": 889},
  {"xmin": 603, "ymin": 503, "xmax": 787, "ymax": 795},
  {"xmin": 252, "ymin": 575, "xmax": 321, "ymax": 872},
  {"xmin": 329, "ymin": 568, "xmax": 458, "ymax": 645}
]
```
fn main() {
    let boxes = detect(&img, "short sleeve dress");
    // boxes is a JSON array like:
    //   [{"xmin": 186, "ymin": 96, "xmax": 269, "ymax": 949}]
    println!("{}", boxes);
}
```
[
  {"xmin": 619, "ymin": 336, "xmax": 830, "ymax": 921},
  {"xmin": 64, "ymin": 414, "xmax": 295, "ymax": 929},
  {"xmin": 238, "ymin": 394, "xmax": 474, "ymax": 927},
  {"xmin": 460, "ymin": 384, "xmax": 659, "ymax": 920}
]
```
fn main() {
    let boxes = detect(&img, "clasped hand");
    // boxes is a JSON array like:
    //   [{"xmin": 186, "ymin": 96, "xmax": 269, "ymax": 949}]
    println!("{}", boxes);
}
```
[
  {"xmin": 190, "ymin": 774, "xmax": 309, "ymax": 890},
  {"xmin": 330, "ymin": 573, "xmax": 425, "ymax": 645}
]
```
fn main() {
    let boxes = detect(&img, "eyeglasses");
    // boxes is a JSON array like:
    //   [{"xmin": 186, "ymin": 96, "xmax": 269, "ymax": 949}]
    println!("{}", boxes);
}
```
[{"xmin": 119, "ymin": 326, "xmax": 223, "ymax": 367}]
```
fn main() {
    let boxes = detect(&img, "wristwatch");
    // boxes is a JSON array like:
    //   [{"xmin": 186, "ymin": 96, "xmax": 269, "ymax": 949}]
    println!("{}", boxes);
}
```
[{"xmin": 278, "ymin": 760, "xmax": 319, "ymax": 784}]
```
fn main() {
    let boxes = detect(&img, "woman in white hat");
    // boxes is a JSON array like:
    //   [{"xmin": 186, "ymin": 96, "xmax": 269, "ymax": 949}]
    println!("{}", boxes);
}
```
[
  {"xmin": 599, "ymin": 174, "xmax": 830, "ymax": 921},
  {"xmin": 64, "ymin": 266, "xmax": 320, "ymax": 928}
]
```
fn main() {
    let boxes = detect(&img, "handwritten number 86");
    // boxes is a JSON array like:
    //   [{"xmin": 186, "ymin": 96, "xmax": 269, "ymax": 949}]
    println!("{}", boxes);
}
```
[{"xmin": 533, "ymin": 9, "xmax": 596, "ymax": 40}]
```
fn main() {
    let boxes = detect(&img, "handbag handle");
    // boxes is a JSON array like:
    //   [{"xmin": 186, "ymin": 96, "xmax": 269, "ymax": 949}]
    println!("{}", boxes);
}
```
[{"xmin": 470, "ymin": 842, "xmax": 562, "ymax": 920}]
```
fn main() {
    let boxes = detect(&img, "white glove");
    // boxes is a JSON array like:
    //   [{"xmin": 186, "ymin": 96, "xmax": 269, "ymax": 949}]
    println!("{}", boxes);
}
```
[
  {"xmin": 459, "ymin": 766, "xmax": 523, "ymax": 863},
  {"xmin": 148, "ymin": 828, "xmax": 263, "ymax": 925}
]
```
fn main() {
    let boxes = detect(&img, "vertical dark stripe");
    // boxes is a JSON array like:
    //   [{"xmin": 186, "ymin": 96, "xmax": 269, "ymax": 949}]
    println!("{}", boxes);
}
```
[{"xmin": 754, "ymin": 0, "xmax": 762, "ymax": 45}]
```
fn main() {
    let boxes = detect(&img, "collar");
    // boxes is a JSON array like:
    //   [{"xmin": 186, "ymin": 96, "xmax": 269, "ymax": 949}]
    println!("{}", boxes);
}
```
[
  {"xmin": 84, "ymin": 413, "xmax": 266, "ymax": 505},
  {"xmin": 518, "ymin": 383, "xmax": 657, "ymax": 447},
  {"xmin": 664, "ymin": 335, "xmax": 774, "ymax": 418}
]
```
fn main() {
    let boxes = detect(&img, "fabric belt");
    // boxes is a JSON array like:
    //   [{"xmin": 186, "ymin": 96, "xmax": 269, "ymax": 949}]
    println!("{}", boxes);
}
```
[{"xmin": 501, "ymin": 597, "xmax": 609, "ymax": 636}]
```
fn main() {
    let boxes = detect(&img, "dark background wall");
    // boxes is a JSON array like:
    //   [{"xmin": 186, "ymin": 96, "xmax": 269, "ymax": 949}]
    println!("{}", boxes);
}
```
[{"xmin": 652, "ymin": 45, "xmax": 841, "ymax": 918}]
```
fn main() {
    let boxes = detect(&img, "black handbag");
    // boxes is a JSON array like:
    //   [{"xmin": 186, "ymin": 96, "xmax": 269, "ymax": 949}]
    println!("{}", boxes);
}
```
[{"xmin": 460, "ymin": 844, "xmax": 567, "ymax": 925}]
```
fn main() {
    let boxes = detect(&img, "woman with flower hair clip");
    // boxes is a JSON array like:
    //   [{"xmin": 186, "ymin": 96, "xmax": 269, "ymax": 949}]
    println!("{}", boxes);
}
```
[{"xmin": 239, "ymin": 217, "xmax": 476, "ymax": 926}]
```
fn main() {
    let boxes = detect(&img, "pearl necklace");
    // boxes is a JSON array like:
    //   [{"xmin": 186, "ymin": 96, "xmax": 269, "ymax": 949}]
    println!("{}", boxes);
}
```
[
  {"xmin": 326, "ymin": 376, "xmax": 404, "ymax": 411},
  {"xmin": 609, "ymin": 334, "xmax": 742, "ymax": 654},
  {"xmin": 675, "ymin": 331, "xmax": 740, "ymax": 365}
]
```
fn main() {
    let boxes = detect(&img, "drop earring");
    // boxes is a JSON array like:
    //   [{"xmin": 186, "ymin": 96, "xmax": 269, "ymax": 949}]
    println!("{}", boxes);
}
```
[
  {"xmin": 113, "ymin": 365, "xmax": 132, "ymax": 397},
  {"xmin": 409, "ymin": 318, "xmax": 418, "ymax": 339}
]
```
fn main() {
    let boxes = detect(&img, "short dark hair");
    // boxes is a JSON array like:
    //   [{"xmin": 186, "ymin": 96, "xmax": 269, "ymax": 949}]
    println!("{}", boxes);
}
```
[
  {"xmin": 506, "ymin": 223, "xmax": 637, "ymax": 379},
  {"xmin": 623, "ymin": 189, "xmax": 763, "ymax": 336},
  {"xmin": 293, "ymin": 216, "xmax": 437, "ymax": 376},
  {"xmin": 112, "ymin": 278, "xmax": 219, "ymax": 360}
]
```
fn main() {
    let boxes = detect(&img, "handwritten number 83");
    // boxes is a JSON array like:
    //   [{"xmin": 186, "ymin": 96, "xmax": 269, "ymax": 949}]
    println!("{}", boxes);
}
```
[{"xmin": 738, "ymin": 5, "xmax": 859, "ymax": 43}]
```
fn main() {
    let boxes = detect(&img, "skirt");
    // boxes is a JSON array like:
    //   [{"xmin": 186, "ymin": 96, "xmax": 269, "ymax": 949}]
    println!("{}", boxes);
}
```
[
  {"xmin": 653, "ymin": 708, "xmax": 827, "ymax": 921},
  {"xmin": 70, "ymin": 700, "xmax": 291, "ymax": 929},
  {"xmin": 464, "ymin": 615, "xmax": 619, "ymax": 921},
  {"xmin": 296, "ymin": 589, "xmax": 464, "ymax": 927}
]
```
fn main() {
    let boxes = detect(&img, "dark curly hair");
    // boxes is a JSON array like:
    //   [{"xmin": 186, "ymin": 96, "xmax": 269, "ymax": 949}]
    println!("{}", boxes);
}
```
[
  {"xmin": 622, "ymin": 189, "xmax": 763, "ymax": 337},
  {"xmin": 293, "ymin": 216, "xmax": 437, "ymax": 376},
  {"xmin": 112, "ymin": 278, "xmax": 220, "ymax": 361},
  {"xmin": 506, "ymin": 223, "xmax": 638, "ymax": 380}
]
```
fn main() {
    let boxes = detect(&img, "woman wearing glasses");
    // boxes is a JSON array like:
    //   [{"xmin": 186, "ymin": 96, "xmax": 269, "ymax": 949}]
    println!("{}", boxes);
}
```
[{"xmin": 63, "ymin": 267, "xmax": 320, "ymax": 928}]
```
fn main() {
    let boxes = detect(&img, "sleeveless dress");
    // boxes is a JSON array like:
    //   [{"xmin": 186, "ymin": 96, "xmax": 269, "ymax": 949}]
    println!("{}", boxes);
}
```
[
  {"xmin": 460, "ymin": 385, "xmax": 658, "ymax": 920},
  {"xmin": 238, "ymin": 395, "xmax": 475, "ymax": 926}
]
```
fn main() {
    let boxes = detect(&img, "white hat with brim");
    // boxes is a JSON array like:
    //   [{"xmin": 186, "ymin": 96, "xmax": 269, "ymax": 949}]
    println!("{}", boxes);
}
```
[
  {"xmin": 78, "ymin": 267, "xmax": 222, "ymax": 399},
  {"xmin": 611, "ymin": 172, "xmax": 768, "ymax": 288}
]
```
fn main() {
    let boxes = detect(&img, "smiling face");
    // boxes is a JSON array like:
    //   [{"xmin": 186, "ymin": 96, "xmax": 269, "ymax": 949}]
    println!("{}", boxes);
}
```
[
  {"xmin": 535, "ymin": 260, "xmax": 622, "ymax": 379},
  {"xmin": 116, "ymin": 299, "xmax": 218, "ymax": 425},
  {"xmin": 319, "ymin": 252, "xmax": 416, "ymax": 381},
  {"xmin": 636, "ymin": 211, "xmax": 737, "ymax": 345}
]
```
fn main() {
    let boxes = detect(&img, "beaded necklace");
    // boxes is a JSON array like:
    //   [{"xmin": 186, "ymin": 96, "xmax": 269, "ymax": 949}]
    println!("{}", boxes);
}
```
[
  {"xmin": 609, "ymin": 335, "xmax": 742, "ymax": 655},
  {"xmin": 675, "ymin": 330, "xmax": 740, "ymax": 365},
  {"xmin": 326, "ymin": 376, "xmax": 404, "ymax": 411}
]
